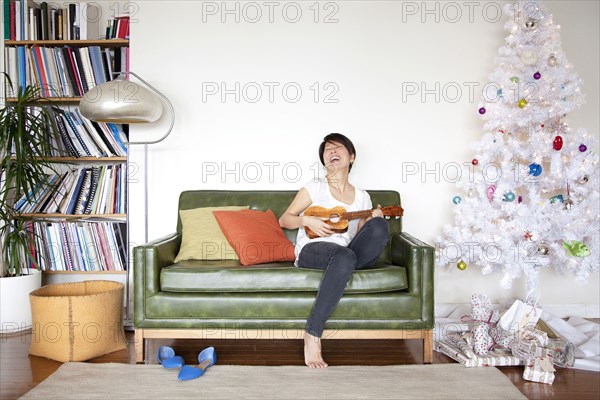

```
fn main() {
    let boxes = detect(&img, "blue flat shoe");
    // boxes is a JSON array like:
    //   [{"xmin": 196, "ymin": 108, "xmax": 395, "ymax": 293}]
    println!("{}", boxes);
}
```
[
  {"xmin": 178, "ymin": 346, "xmax": 217, "ymax": 381},
  {"xmin": 157, "ymin": 346, "xmax": 185, "ymax": 369}
]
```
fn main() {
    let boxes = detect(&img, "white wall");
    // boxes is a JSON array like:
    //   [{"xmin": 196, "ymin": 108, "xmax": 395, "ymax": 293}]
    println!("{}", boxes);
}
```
[{"xmin": 129, "ymin": 1, "xmax": 599, "ymax": 313}]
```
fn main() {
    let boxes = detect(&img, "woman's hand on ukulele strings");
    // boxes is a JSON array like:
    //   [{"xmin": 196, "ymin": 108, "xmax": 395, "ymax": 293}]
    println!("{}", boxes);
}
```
[
  {"xmin": 371, "ymin": 204, "xmax": 384, "ymax": 219},
  {"xmin": 303, "ymin": 215, "xmax": 334, "ymax": 237}
]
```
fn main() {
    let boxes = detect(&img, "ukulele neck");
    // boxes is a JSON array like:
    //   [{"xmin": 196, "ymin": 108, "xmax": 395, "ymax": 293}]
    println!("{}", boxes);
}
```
[{"xmin": 341, "ymin": 210, "xmax": 372, "ymax": 221}]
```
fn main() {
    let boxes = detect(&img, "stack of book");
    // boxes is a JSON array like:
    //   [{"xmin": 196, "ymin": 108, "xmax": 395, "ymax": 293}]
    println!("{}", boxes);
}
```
[
  {"xmin": 15, "ymin": 165, "xmax": 126, "ymax": 215},
  {"xmin": 49, "ymin": 107, "xmax": 128, "ymax": 157},
  {"xmin": 105, "ymin": 15, "xmax": 130, "ymax": 40},
  {"xmin": 26, "ymin": 220, "xmax": 127, "ymax": 271},
  {"xmin": 4, "ymin": 45, "xmax": 128, "ymax": 97},
  {"xmin": 4, "ymin": 1, "xmax": 105, "ymax": 41}
]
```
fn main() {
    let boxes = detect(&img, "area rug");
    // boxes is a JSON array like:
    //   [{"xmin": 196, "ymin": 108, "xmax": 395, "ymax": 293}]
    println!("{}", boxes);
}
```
[{"xmin": 20, "ymin": 363, "xmax": 526, "ymax": 400}]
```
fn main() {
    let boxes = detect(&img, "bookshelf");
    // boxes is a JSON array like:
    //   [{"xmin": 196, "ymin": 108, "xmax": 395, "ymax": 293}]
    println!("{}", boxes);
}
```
[{"xmin": 3, "ymin": 6, "xmax": 131, "ymax": 282}]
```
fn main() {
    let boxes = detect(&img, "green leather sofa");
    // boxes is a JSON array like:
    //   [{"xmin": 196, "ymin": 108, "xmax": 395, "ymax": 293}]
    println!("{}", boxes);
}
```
[{"xmin": 134, "ymin": 190, "xmax": 434, "ymax": 363}]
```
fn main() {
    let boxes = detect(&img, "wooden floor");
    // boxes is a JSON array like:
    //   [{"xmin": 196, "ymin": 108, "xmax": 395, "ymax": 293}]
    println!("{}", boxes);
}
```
[{"xmin": 1, "ymin": 329, "xmax": 599, "ymax": 400}]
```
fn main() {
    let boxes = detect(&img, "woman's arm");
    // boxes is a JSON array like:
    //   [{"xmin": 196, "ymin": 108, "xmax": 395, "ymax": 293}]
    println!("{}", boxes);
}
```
[
  {"xmin": 357, "ymin": 204, "xmax": 383, "ymax": 232},
  {"xmin": 279, "ymin": 188, "xmax": 312, "ymax": 229},
  {"xmin": 279, "ymin": 188, "xmax": 334, "ymax": 237}
]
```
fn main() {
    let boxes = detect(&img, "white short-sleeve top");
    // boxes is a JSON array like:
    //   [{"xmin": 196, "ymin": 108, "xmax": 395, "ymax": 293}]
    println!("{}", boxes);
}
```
[{"xmin": 294, "ymin": 178, "xmax": 372, "ymax": 263}]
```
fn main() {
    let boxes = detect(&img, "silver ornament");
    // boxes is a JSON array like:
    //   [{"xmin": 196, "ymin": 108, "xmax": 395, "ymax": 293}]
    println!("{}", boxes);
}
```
[
  {"xmin": 577, "ymin": 175, "xmax": 589, "ymax": 184},
  {"xmin": 520, "ymin": 50, "xmax": 538, "ymax": 65},
  {"xmin": 563, "ymin": 198, "xmax": 574, "ymax": 210},
  {"xmin": 548, "ymin": 54, "xmax": 557, "ymax": 67},
  {"xmin": 537, "ymin": 243, "xmax": 550, "ymax": 255},
  {"xmin": 525, "ymin": 19, "xmax": 538, "ymax": 30}
]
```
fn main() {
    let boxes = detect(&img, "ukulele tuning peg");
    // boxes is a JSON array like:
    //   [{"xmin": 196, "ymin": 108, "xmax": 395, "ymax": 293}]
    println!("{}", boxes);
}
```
[
  {"xmin": 385, "ymin": 216, "xmax": 390, "ymax": 220},
  {"xmin": 394, "ymin": 216, "xmax": 400, "ymax": 219}
]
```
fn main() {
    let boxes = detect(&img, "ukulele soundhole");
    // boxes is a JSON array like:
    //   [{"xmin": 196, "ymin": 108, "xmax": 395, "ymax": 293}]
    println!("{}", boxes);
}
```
[{"xmin": 329, "ymin": 214, "xmax": 341, "ymax": 223}]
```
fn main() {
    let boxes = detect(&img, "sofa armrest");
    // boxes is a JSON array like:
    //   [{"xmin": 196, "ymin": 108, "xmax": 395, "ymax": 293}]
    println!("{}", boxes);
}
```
[
  {"xmin": 134, "ymin": 232, "xmax": 181, "ymax": 326},
  {"xmin": 391, "ymin": 232, "xmax": 435, "ymax": 329}
]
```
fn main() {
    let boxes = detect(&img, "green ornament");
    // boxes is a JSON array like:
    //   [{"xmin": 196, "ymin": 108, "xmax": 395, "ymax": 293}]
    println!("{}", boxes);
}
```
[
  {"xmin": 510, "ymin": 76, "xmax": 520, "ymax": 83},
  {"xmin": 563, "ymin": 241, "xmax": 590, "ymax": 257}
]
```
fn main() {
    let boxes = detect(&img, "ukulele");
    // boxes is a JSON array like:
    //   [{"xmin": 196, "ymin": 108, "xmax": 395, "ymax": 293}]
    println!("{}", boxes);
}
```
[{"xmin": 303, "ymin": 205, "xmax": 404, "ymax": 239}]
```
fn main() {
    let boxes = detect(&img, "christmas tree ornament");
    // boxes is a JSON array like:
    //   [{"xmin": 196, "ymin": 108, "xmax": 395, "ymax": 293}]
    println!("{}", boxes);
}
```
[
  {"xmin": 472, "ymin": 158, "xmax": 479, "ymax": 166},
  {"xmin": 563, "ymin": 241, "xmax": 590, "ymax": 257},
  {"xmin": 487, "ymin": 185, "xmax": 496, "ymax": 202},
  {"xmin": 563, "ymin": 182, "xmax": 574, "ymax": 210},
  {"xmin": 452, "ymin": 196, "xmax": 462, "ymax": 204},
  {"xmin": 579, "ymin": 144, "xmax": 587, "ymax": 152},
  {"xmin": 467, "ymin": 189, "xmax": 475, "ymax": 197},
  {"xmin": 457, "ymin": 260, "xmax": 467, "ymax": 270},
  {"xmin": 479, "ymin": 107, "xmax": 486, "ymax": 115},
  {"xmin": 518, "ymin": 99, "xmax": 528, "ymax": 108},
  {"xmin": 550, "ymin": 194, "xmax": 564, "ymax": 204},
  {"xmin": 521, "ymin": 50, "xmax": 537, "ymax": 65},
  {"xmin": 553, "ymin": 136, "xmax": 563, "ymax": 150},
  {"xmin": 502, "ymin": 191, "xmax": 516, "ymax": 202},
  {"xmin": 518, "ymin": 195, "xmax": 523, "ymax": 203},
  {"xmin": 533, "ymin": 71, "xmax": 542, "ymax": 80},
  {"xmin": 528, "ymin": 163, "xmax": 543, "ymax": 176},
  {"xmin": 524, "ymin": 231, "xmax": 534, "ymax": 241},
  {"xmin": 548, "ymin": 54, "xmax": 557, "ymax": 66},
  {"xmin": 510, "ymin": 76, "xmax": 520, "ymax": 83},
  {"xmin": 497, "ymin": 88, "xmax": 503, "ymax": 98},
  {"xmin": 537, "ymin": 243, "xmax": 550, "ymax": 256},
  {"xmin": 577, "ymin": 175, "xmax": 589, "ymax": 184},
  {"xmin": 524, "ymin": 18, "xmax": 538, "ymax": 30}
]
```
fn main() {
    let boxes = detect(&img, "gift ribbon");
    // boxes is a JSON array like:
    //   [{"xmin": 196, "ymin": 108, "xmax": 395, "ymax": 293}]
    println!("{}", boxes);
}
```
[{"xmin": 460, "ymin": 312, "xmax": 500, "ymax": 351}]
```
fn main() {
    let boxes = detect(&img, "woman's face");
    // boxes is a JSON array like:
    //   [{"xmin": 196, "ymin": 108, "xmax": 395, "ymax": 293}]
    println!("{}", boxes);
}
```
[{"xmin": 323, "ymin": 141, "xmax": 355, "ymax": 172}]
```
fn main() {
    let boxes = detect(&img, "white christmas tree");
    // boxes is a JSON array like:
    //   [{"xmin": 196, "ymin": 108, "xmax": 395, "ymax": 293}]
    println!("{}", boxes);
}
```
[{"xmin": 436, "ymin": 0, "xmax": 599, "ymax": 293}]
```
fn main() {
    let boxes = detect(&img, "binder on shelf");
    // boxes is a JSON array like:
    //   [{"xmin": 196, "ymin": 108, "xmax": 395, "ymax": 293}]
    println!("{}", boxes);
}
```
[{"xmin": 83, "ymin": 166, "xmax": 100, "ymax": 214}]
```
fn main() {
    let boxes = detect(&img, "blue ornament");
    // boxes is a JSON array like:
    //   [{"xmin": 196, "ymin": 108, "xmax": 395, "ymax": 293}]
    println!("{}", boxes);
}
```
[
  {"xmin": 502, "ymin": 192, "xmax": 516, "ymax": 202},
  {"xmin": 550, "ymin": 194, "xmax": 564, "ymax": 204},
  {"xmin": 528, "ymin": 163, "xmax": 543, "ymax": 177},
  {"xmin": 452, "ymin": 196, "xmax": 462, "ymax": 204}
]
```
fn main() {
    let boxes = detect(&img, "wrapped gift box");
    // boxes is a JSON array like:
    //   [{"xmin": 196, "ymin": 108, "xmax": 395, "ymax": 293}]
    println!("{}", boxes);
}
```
[
  {"xmin": 435, "ymin": 332, "xmax": 524, "ymax": 368},
  {"xmin": 523, "ymin": 348, "xmax": 556, "ymax": 384}
]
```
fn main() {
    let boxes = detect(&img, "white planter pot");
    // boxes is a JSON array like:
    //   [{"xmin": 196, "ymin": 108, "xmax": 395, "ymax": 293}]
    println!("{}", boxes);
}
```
[{"xmin": 0, "ymin": 269, "xmax": 42, "ymax": 333}]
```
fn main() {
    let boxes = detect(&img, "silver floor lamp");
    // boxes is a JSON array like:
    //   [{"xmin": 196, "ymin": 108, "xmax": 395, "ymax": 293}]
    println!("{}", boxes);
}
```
[{"xmin": 80, "ymin": 72, "xmax": 175, "ymax": 325}]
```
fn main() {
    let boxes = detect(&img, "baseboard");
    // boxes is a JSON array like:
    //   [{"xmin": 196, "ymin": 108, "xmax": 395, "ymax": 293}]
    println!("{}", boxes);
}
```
[{"xmin": 435, "ymin": 303, "xmax": 600, "ymax": 319}]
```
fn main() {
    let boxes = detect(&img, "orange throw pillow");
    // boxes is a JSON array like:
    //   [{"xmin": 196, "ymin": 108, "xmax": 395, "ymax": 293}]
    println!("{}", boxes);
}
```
[{"xmin": 212, "ymin": 209, "xmax": 296, "ymax": 266}]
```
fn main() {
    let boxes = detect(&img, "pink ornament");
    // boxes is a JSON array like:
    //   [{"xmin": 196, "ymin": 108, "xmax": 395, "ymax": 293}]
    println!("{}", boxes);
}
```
[{"xmin": 487, "ymin": 185, "xmax": 496, "ymax": 202}]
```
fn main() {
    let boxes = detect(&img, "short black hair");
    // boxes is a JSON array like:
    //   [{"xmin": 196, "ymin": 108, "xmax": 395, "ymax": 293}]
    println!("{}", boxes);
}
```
[{"xmin": 318, "ymin": 133, "xmax": 356, "ymax": 171}]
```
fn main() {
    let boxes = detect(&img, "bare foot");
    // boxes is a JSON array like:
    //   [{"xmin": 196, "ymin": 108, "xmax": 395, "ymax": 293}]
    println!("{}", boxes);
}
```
[{"xmin": 304, "ymin": 332, "xmax": 328, "ymax": 368}]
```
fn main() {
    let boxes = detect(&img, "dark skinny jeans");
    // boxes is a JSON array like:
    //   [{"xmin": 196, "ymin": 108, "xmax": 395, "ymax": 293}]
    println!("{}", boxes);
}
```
[{"xmin": 297, "ymin": 218, "xmax": 390, "ymax": 338}]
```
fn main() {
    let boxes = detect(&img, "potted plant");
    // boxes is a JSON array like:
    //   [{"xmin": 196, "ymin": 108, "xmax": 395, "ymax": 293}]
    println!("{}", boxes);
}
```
[{"xmin": 0, "ymin": 79, "xmax": 58, "ymax": 333}]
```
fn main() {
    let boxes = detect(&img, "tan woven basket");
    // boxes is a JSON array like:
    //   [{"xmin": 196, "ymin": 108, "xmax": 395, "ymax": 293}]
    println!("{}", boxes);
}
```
[{"xmin": 29, "ymin": 280, "xmax": 127, "ymax": 362}]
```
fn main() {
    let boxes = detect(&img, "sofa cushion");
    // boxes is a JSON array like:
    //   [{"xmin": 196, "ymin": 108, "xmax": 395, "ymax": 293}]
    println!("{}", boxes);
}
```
[
  {"xmin": 174, "ymin": 205, "xmax": 249, "ymax": 262},
  {"xmin": 213, "ymin": 209, "xmax": 295, "ymax": 266},
  {"xmin": 160, "ymin": 261, "xmax": 407, "ymax": 294}
]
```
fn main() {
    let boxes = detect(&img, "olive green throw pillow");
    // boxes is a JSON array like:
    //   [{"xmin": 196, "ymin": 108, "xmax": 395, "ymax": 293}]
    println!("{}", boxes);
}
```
[{"xmin": 174, "ymin": 206, "xmax": 249, "ymax": 262}]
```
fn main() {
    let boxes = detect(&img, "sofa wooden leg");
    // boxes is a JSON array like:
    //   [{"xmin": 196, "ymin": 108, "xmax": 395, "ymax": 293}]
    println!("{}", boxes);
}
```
[
  {"xmin": 134, "ymin": 329, "xmax": 144, "ymax": 364},
  {"xmin": 423, "ymin": 330, "xmax": 433, "ymax": 364}
]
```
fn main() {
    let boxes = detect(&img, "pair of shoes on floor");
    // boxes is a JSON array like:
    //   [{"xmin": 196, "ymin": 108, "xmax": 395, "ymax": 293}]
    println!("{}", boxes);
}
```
[{"xmin": 157, "ymin": 346, "xmax": 217, "ymax": 381}]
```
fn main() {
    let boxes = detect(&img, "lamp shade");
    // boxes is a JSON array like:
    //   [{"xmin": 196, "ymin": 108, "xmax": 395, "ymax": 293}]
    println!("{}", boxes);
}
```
[{"xmin": 80, "ymin": 79, "xmax": 163, "ymax": 123}]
